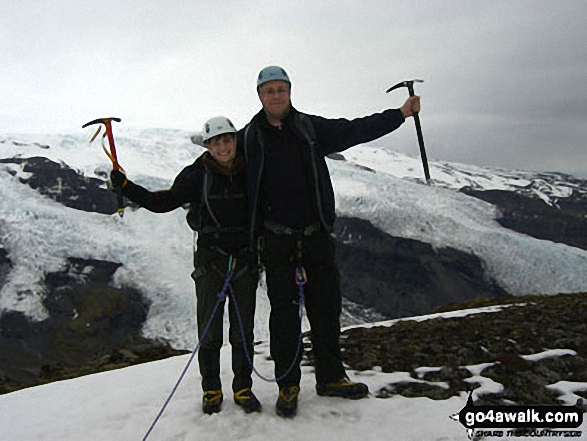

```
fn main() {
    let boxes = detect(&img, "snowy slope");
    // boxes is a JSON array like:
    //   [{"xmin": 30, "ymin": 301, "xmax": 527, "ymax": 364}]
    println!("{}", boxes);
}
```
[
  {"xmin": 0, "ymin": 306, "xmax": 585, "ymax": 441},
  {"xmin": 2, "ymin": 129, "xmax": 587, "ymax": 350},
  {"xmin": 343, "ymin": 145, "xmax": 581, "ymax": 205},
  {"xmin": 331, "ymin": 159, "xmax": 587, "ymax": 295},
  {"xmin": 1, "ymin": 130, "xmax": 207, "ymax": 348}
]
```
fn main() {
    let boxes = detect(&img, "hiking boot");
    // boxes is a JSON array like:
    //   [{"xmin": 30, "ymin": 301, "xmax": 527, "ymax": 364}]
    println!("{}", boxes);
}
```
[
  {"xmin": 275, "ymin": 385, "xmax": 300, "ymax": 418},
  {"xmin": 234, "ymin": 388, "xmax": 262, "ymax": 414},
  {"xmin": 316, "ymin": 376, "xmax": 369, "ymax": 399},
  {"xmin": 202, "ymin": 390, "xmax": 223, "ymax": 414}
]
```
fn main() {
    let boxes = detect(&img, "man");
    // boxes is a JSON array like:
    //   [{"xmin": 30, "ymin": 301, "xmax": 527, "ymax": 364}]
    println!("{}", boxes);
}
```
[{"xmin": 240, "ymin": 66, "xmax": 420, "ymax": 418}]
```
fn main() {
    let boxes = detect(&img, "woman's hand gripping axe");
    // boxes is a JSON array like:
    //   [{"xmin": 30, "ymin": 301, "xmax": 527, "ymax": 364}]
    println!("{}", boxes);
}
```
[
  {"xmin": 387, "ymin": 80, "xmax": 431, "ymax": 183},
  {"xmin": 82, "ymin": 117, "xmax": 125, "ymax": 217}
]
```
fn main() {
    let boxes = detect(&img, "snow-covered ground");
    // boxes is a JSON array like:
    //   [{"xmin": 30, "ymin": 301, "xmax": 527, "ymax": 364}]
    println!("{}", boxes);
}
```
[
  {"xmin": 1, "ymin": 129, "xmax": 587, "ymax": 349},
  {"xmin": 1, "ymin": 306, "xmax": 585, "ymax": 441}
]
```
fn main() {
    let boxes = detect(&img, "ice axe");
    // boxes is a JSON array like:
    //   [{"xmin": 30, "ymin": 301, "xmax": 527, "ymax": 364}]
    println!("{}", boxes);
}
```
[
  {"xmin": 386, "ymin": 80, "xmax": 431, "ymax": 183},
  {"xmin": 82, "ymin": 117, "xmax": 125, "ymax": 217}
]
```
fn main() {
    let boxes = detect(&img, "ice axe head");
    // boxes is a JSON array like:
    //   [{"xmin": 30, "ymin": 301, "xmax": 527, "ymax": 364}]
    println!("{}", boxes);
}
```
[
  {"xmin": 386, "ymin": 79, "xmax": 423, "ymax": 96},
  {"xmin": 82, "ymin": 117, "xmax": 122, "ymax": 170},
  {"xmin": 385, "ymin": 80, "xmax": 431, "ymax": 183},
  {"xmin": 82, "ymin": 117, "xmax": 121, "ymax": 129},
  {"xmin": 82, "ymin": 117, "xmax": 125, "ymax": 217}
]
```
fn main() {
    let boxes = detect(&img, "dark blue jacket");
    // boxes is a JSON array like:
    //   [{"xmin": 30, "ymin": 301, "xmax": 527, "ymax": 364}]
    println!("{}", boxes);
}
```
[{"xmin": 239, "ymin": 106, "xmax": 405, "ymax": 245}]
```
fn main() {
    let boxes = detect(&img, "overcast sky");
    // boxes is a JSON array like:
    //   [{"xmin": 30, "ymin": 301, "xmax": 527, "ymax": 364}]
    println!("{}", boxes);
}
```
[{"xmin": 2, "ymin": 1, "xmax": 586, "ymax": 177}]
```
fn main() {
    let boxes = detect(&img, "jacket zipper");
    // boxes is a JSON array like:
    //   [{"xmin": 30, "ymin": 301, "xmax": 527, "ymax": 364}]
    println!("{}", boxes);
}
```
[{"xmin": 307, "ymin": 138, "xmax": 329, "ymax": 231}]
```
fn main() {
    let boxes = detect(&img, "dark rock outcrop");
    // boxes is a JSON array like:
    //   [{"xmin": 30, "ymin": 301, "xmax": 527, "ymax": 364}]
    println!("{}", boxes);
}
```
[
  {"xmin": 0, "ymin": 157, "xmax": 118, "ymax": 214},
  {"xmin": 460, "ymin": 187, "xmax": 587, "ymax": 251},
  {"xmin": 0, "ymin": 257, "xmax": 186, "ymax": 394},
  {"xmin": 335, "ymin": 217, "xmax": 508, "ymax": 319}
]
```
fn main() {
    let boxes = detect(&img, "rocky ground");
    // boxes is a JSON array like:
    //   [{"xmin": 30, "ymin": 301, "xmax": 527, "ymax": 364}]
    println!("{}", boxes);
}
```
[{"xmin": 329, "ymin": 292, "xmax": 587, "ymax": 409}]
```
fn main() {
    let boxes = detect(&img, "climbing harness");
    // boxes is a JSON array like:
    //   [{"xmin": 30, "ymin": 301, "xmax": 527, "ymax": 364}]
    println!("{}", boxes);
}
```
[{"xmin": 263, "ymin": 219, "xmax": 321, "ymax": 236}]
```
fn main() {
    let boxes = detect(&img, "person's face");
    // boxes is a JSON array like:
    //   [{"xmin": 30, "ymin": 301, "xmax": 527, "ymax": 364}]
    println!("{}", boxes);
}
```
[
  {"xmin": 258, "ymin": 80, "xmax": 291, "ymax": 120},
  {"xmin": 206, "ymin": 133, "xmax": 236, "ymax": 167}
]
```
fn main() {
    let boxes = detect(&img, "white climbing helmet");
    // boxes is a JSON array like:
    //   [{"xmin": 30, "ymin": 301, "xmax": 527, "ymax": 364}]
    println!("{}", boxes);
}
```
[
  {"xmin": 257, "ymin": 65, "xmax": 290, "ymax": 89},
  {"xmin": 201, "ymin": 116, "xmax": 237, "ymax": 143}
]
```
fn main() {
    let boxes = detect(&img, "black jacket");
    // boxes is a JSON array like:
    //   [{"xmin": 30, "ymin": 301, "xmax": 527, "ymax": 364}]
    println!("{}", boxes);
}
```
[
  {"xmin": 239, "ymin": 106, "xmax": 405, "ymax": 244},
  {"xmin": 122, "ymin": 151, "xmax": 248, "ymax": 250}
]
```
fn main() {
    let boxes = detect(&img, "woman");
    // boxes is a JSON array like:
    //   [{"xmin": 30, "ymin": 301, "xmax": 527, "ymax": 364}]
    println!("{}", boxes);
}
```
[{"xmin": 111, "ymin": 116, "xmax": 260, "ymax": 415}]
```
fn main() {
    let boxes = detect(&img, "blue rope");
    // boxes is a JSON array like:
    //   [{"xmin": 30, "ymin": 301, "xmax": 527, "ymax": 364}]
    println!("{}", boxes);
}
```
[
  {"xmin": 142, "ymin": 267, "xmax": 232, "ymax": 441},
  {"xmin": 231, "ymin": 265, "xmax": 307, "ymax": 383},
  {"xmin": 142, "ymin": 256, "xmax": 307, "ymax": 439}
]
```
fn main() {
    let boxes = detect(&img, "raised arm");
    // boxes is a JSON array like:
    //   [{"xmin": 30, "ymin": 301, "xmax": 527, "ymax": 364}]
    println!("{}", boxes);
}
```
[{"xmin": 110, "ymin": 164, "xmax": 201, "ymax": 213}]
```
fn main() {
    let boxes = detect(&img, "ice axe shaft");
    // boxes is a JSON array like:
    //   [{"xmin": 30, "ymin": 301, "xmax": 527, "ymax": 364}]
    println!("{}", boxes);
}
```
[
  {"xmin": 386, "ymin": 80, "xmax": 431, "ymax": 183},
  {"xmin": 82, "ymin": 117, "xmax": 125, "ymax": 216}
]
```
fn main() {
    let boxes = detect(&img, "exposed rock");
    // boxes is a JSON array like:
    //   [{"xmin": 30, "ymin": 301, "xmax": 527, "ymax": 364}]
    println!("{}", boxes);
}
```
[
  {"xmin": 476, "ymin": 356, "xmax": 581, "ymax": 406},
  {"xmin": 334, "ymin": 292, "xmax": 587, "ymax": 406},
  {"xmin": 327, "ymin": 153, "xmax": 346, "ymax": 161},
  {"xmin": 460, "ymin": 187, "xmax": 587, "ymax": 251},
  {"xmin": 327, "ymin": 152, "xmax": 376, "ymax": 173},
  {"xmin": 0, "ymin": 157, "xmax": 118, "ymax": 214},
  {"xmin": 334, "ymin": 217, "xmax": 508, "ymax": 319},
  {"xmin": 0, "ymin": 257, "xmax": 186, "ymax": 394}
]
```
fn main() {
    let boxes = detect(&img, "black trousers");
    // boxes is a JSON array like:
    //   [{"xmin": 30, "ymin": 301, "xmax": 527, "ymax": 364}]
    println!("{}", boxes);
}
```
[
  {"xmin": 262, "ymin": 230, "xmax": 347, "ymax": 387},
  {"xmin": 192, "ymin": 246, "xmax": 258, "ymax": 393}
]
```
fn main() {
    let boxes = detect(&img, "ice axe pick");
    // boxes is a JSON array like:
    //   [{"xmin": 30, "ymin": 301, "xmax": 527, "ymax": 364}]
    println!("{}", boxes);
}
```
[
  {"xmin": 82, "ymin": 117, "xmax": 125, "ymax": 217},
  {"xmin": 386, "ymin": 80, "xmax": 431, "ymax": 183}
]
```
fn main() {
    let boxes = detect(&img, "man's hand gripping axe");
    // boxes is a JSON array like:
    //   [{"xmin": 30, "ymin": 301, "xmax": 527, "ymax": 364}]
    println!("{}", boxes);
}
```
[
  {"xmin": 82, "ymin": 117, "xmax": 125, "ymax": 217},
  {"xmin": 387, "ymin": 80, "xmax": 431, "ymax": 183}
]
